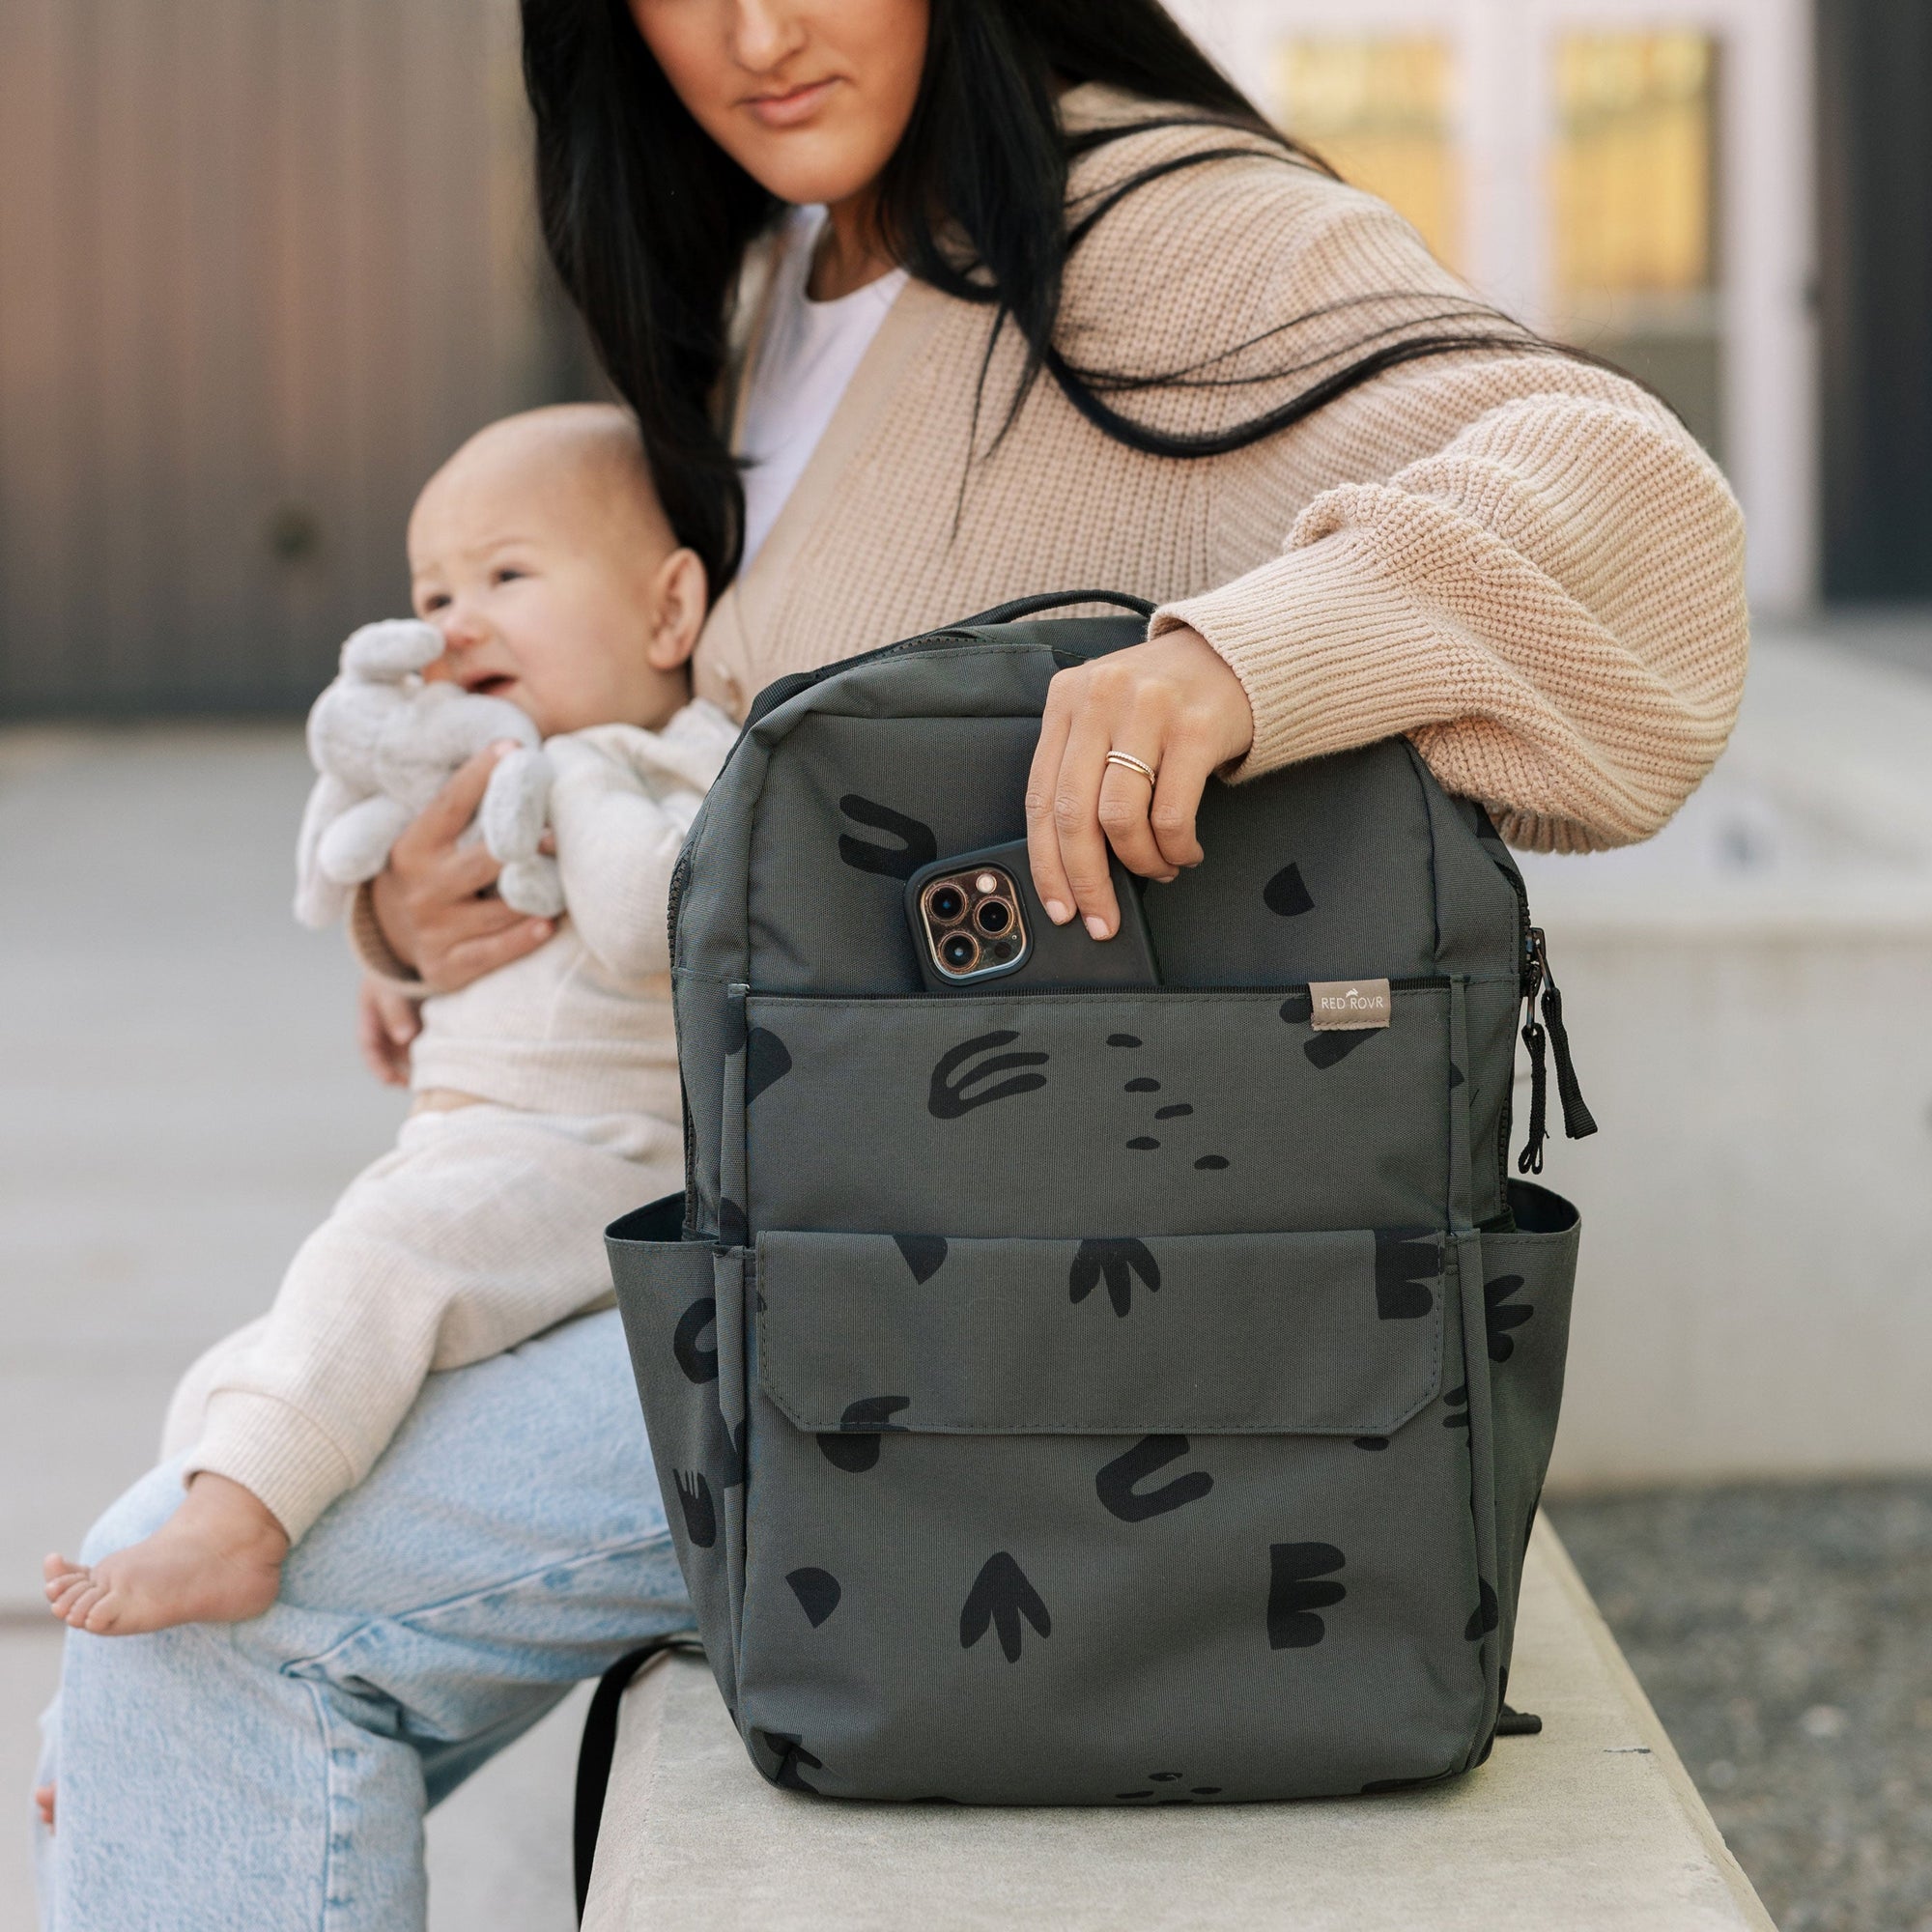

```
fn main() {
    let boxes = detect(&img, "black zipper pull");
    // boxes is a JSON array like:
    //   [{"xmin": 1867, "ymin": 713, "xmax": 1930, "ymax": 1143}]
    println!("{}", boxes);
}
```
[
  {"xmin": 1531, "ymin": 928, "xmax": 1598, "ymax": 1143},
  {"xmin": 1517, "ymin": 932, "xmax": 1548, "ymax": 1175}
]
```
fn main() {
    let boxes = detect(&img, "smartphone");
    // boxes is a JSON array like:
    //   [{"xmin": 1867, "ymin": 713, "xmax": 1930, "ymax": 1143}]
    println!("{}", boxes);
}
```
[{"xmin": 905, "ymin": 839, "xmax": 1161, "ymax": 992}]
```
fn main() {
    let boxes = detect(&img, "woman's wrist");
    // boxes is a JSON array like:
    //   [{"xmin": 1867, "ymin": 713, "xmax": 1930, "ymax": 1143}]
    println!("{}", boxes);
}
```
[
  {"xmin": 351, "ymin": 879, "xmax": 426, "ymax": 990},
  {"xmin": 366, "ymin": 869, "xmax": 419, "ymax": 974}
]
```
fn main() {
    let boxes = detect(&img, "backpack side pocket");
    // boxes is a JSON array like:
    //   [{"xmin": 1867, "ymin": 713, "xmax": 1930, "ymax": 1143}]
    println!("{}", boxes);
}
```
[
  {"xmin": 607, "ymin": 1194, "xmax": 746, "ymax": 1718},
  {"xmin": 1474, "ymin": 1181, "xmax": 1581, "ymax": 1704}
]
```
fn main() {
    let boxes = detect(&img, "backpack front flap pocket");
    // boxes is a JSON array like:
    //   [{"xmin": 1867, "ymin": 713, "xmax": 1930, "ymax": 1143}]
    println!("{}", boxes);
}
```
[{"xmin": 731, "ymin": 1226, "xmax": 1488, "ymax": 1804}]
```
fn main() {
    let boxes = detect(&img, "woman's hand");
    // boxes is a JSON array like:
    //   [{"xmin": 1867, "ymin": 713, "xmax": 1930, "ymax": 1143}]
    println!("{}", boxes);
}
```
[
  {"xmin": 356, "ymin": 978, "xmax": 421, "ymax": 1087},
  {"xmin": 368, "ymin": 744, "xmax": 554, "ymax": 992},
  {"xmin": 1025, "ymin": 624, "xmax": 1254, "ymax": 938}
]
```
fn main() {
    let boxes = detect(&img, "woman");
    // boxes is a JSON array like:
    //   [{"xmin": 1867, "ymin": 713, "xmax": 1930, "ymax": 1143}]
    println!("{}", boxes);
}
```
[{"xmin": 38, "ymin": 1, "xmax": 1746, "ymax": 1924}]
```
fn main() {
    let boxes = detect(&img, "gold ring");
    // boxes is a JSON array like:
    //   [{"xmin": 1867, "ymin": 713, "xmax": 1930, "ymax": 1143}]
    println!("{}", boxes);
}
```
[{"xmin": 1104, "ymin": 751, "xmax": 1157, "ymax": 788}]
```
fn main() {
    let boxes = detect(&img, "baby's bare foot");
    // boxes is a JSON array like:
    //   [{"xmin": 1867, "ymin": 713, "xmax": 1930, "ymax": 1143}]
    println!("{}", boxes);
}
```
[
  {"xmin": 44, "ymin": 1474, "xmax": 289, "ymax": 1635},
  {"xmin": 35, "ymin": 1782, "xmax": 54, "ymax": 1832}
]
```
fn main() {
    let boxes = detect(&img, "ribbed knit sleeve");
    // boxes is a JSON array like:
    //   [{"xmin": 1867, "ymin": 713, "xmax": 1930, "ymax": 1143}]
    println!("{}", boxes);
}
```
[{"xmin": 1134, "ymin": 188, "xmax": 1747, "ymax": 853}]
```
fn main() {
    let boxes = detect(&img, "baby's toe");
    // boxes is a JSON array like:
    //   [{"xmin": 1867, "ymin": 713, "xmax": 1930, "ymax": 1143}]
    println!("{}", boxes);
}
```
[
  {"xmin": 77, "ymin": 1585, "xmax": 124, "ymax": 1634},
  {"xmin": 59, "ymin": 1582, "xmax": 106, "ymax": 1631},
  {"xmin": 45, "ymin": 1566, "xmax": 91, "ymax": 1612}
]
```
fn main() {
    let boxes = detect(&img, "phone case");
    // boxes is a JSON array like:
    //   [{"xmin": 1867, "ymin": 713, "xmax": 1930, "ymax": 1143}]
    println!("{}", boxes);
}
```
[{"xmin": 905, "ymin": 839, "xmax": 1161, "ymax": 993}]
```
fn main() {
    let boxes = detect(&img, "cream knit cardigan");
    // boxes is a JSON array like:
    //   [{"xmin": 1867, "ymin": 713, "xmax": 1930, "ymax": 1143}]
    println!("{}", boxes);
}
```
[{"xmin": 694, "ymin": 86, "xmax": 1748, "ymax": 852}]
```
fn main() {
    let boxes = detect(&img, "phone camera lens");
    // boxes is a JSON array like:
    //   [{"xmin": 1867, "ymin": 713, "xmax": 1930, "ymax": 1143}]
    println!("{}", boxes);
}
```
[
  {"xmin": 990, "ymin": 939, "xmax": 1014, "ymax": 962},
  {"xmin": 975, "ymin": 899, "xmax": 1011, "ymax": 935},
  {"xmin": 929, "ymin": 886, "xmax": 966, "ymax": 923},
  {"xmin": 941, "ymin": 933, "xmax": 979, "ymax": 972}
]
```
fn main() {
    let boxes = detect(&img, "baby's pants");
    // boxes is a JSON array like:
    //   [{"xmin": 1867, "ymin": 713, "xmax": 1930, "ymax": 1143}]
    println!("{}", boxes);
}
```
[{"xmin": 166, "ymin": 1100, "xmax": 682, "ymax": 1540}]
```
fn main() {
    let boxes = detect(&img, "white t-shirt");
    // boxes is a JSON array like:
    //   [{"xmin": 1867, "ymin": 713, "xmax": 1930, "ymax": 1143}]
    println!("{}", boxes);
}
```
[{"xmin": 738, "ymin": 206, "xmax": 909, "ymax": 574}]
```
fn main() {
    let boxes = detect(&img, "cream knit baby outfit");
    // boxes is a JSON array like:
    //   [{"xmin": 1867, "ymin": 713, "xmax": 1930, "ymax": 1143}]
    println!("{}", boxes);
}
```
[
  {"xmin": 177, "ymin": 703, "xmax": 737, "ymax": 1541},
  {"xmin": 696, "ymin": 86, "xmax": 1748, "ymax": 853}
]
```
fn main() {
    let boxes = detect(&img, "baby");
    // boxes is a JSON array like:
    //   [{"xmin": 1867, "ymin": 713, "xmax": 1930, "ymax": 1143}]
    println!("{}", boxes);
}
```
[{"xmin": 43, "ymin": 404, "xmax": 735, "ymax": 1635}]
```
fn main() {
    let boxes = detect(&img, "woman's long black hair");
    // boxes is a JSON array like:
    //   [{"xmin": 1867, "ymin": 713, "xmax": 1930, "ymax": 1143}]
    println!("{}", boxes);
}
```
[{"xmin": 522, "ymin": 0, "xmax": 1549, "ymax": 590}]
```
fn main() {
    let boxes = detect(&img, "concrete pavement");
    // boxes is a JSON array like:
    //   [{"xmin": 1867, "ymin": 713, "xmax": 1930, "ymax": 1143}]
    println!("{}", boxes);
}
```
[{"xmin": 0, "ymin": 724, "xmax": 581, "ymax": 1930}]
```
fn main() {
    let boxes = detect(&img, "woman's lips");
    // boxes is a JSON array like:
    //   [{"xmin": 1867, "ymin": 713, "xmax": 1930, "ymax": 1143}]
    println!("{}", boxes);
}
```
[{"xmin": 747, "ymin": 76, "xmax": 838, "ymax": 128}]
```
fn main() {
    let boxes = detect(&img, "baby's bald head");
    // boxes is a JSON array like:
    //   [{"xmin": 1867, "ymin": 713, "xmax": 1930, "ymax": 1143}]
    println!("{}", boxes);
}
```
[
  {"xmin": 407, "ymin": 405, "xmax": 707, "ymax": 738},
  {"xmin": 411, "ymin": 404, "xmax": 672, "ymax": 562}
]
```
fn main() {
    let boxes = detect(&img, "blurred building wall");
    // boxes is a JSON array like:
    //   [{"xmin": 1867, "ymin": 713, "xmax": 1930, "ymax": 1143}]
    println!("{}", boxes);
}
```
[
  {"xmin": 0, "ymin": 0, "xmax": 590, "ymax": 716},
  {"xmin": 1172, "ymin": 0, "xmax": 1821, "ymax": 614},
  {"xmin": 1816, "ymin": 0, "xmax": 1932, "ymax": 600}
]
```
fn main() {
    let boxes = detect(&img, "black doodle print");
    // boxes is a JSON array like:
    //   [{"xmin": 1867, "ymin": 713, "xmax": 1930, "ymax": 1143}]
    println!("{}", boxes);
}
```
[
  {"xmin": 744, "ymin": 1027, "xmax": 793, "ymax": 1104},
  {"xmin": 710, "ymin": 1409, "xmax": 748, "ymax": 1489},
  {"xmin": 1305, "ymin": 1029, "xmax": 1376, "ymax": 1069},
  {"xmin": 1069, "ymin": 1237, "xmax": 1161, "ymax": 1317},
  {"xmin": 1465, "ymin": 1577, "xmax": 1499, "ymax": 1641},
  {"xmin": 1441, "ymin": 1382, "xmax": 1472, "ymax": 1436},
  {"xmin": 1448, "ymin": 1063, "xmax": 1465, "ymax": 1090},
  {"xmin": 718, "ymin": 1198, "xmax": 749, "ymax": 1248},
  {"xmin": 817, "ymin": 1395, "xmax": 911, "ymax": 1473},
  {"xmin": 786, "ymin": 1567, "xmax": 842, "ymax": 1628},
  {"xmin": 1353, "ymin": 1435, "xmax": 1389, "ymax": 1452},
  {"xmin": 928, "ymin": 1032, "xmax": 1050, "ymax": 1120},
  {"xmin": 1155, "ymin": 1103, "xmax": 1193, "ymax": 1119},
  {"xmin": 893, "ymin": 1234, "xmax": 949, "ymax": 1284},
  {"xmin": 817, "ymin": 1435, "xmax": 880, "ymax": 1475},
  {"xmin": 1373, "ymin": 1232, "xmax": 1437, "ymax": 1321},
  {"xmin": 836, "ymin": 794, "xmax": 938, "ymax": 880},
  {"xmin": 1278, "ymin": 990, "xmax": 1313, "ymax": 1024},
  {"xmin": 1095, "ymin": 1435, "xmax": 1214, "ymax": 1521},
  {"xmin": 1267, "ymin": 1542, "xmax": 1348, "ymax": 1649},
  {"xmin": 1126, "ymin": 1136, "xmax": 1160, "ymax": 1151},
  {"xmin": 672, "ymin": 1470, "xmax": 716, "ymax": 1548},
  {"xmin": 1118, "ymin": 1772, "xmax": 1224, "ymax": 1800},
  {"xmin": 1194, "ymin": 1154, "xmax": 1230, "ymax": 1170},
  {"xmin": 1485, "ymin": 1273, "xmax": 1533, "ymax": 1362},
  {"xmin": 1263, "ymin": 862, "xmax": 1315, "ymax": 917},
  {"xmin": 960, "ymin": 1552, "xmax": 1051, "ymax": 1662},
  {"xmin": 1106, "ymin": 1033, "xmax": 1143, "ymax": 1048},
  {"xmin": 754, "ymin": 1729, "xmax": 825, "ymax": 1795},
  {"xmin": 1125, "ymin": 1077, "xmax": 1160, "ymax": 1093},
  {"xmin": 671, "ymin": 1297, "xmax": 719, "ymax": 1383}
]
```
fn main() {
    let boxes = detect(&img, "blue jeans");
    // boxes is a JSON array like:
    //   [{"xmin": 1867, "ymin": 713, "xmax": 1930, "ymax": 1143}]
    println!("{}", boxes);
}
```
[{"xmin": 34, "ymin": 1308, "xmax": 691, "ymax": 1932}]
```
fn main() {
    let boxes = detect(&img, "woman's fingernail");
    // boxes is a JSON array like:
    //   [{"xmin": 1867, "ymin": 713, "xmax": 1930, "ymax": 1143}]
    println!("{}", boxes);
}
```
[
  {"xmin": 491, "ymin": 738, "xmax": 518, "ymax": 756},
  {"xmin": 1085, "ymin": 916, "xmax": 1111, "ymax": 940},
  {"xmin": 1043, "ymin": 899, "xmax": 1070, "ymax": 925},
  {"xmin": 1155, "ymin": 872, "xmax": 1179, "ymax": 885}
]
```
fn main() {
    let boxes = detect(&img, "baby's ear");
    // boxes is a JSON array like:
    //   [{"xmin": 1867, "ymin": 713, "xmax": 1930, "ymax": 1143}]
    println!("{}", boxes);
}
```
[{"xmin": 645, "ymin": 547, "xmax": 708, "ymax": 670}]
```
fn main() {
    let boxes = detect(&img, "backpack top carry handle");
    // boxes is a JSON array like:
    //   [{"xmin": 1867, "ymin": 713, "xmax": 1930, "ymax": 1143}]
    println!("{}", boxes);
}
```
[{"xmin": 959, "ymin": 589, "xmax": 1157, "ymax": 627}]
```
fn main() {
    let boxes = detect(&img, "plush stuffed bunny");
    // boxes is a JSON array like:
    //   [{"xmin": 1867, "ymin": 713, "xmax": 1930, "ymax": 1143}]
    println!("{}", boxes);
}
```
[{"xmin": 295, "ymin": 619, "xmax": 564, "ymax": 930}]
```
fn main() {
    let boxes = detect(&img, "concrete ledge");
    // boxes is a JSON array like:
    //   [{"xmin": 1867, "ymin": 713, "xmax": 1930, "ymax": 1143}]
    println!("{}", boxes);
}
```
[{"xmin": 583, "ymin": 1524, "xmax": 1774, "ymax": 1930}]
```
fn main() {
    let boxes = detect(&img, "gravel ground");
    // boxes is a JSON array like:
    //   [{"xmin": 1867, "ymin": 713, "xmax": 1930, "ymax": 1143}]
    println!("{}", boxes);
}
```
[{"xmin": 1553, "ymin": 1480, "xmax": 1932, "ymax": 1932}]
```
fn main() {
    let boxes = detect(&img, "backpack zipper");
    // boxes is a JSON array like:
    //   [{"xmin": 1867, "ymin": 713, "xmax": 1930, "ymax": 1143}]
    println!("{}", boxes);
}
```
[
  {"xmin": 758, "ymin": 975, "xmax": 1457, "ymax": 1002},
  {"xmin": 1516, "ymin": 925, "xmax": 1598, "ymax": 1174}
]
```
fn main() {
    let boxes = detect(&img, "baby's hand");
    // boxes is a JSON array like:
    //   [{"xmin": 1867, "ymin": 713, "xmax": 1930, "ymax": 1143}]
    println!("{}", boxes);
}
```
[{"xmin": 357, "ymin": 976, "xmax": 421, "ymax": 1087}]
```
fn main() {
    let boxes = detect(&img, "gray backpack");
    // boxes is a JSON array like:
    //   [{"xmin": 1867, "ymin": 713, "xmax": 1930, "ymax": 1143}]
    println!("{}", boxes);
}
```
[{"xmin": 603, "ymin": 591, "xmax": 1591, "ymax": 1806}]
